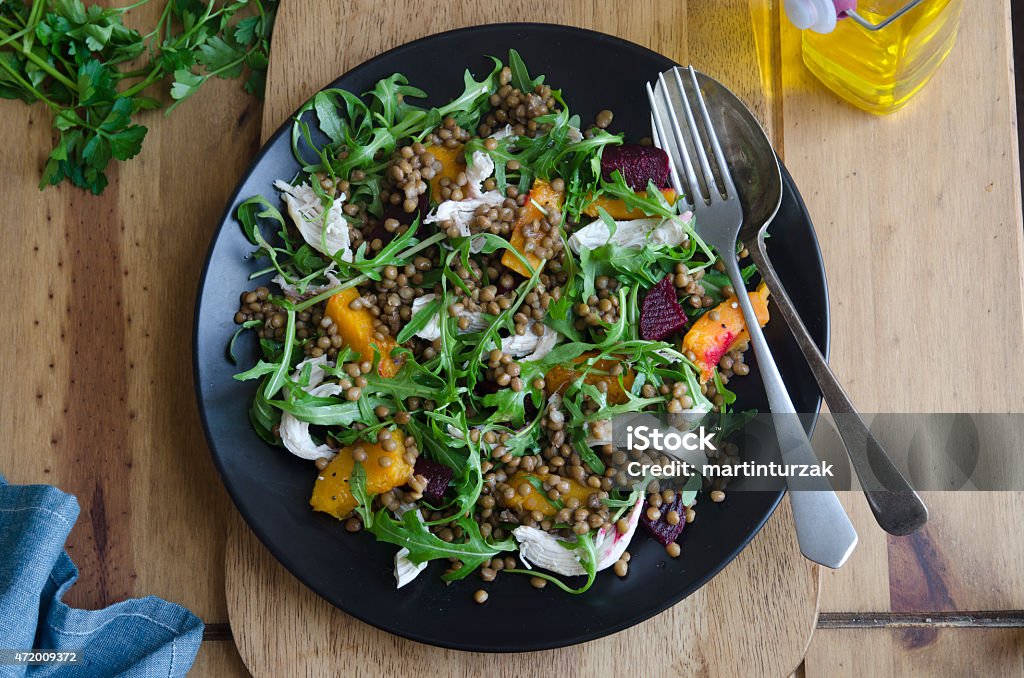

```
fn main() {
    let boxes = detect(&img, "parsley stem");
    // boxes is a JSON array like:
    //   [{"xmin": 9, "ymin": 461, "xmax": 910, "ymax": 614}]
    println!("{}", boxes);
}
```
[
  {"xmin": 0, "ymin": 24, "xmax": 34, "ymax": 50},
  {"xmin": 0, "ymin": 27, "xmax": 79, "ymax": 93},
  {"xmin": 119, "ymin": 0, "xmax": 156, "ymax": 11},
  {"xmin": 120, "ymin": 68, "xmax": 164, "ymax": 98},
  {"xmin": 0, "ymin": 53, "xmax": 61, "ymax": 111}
]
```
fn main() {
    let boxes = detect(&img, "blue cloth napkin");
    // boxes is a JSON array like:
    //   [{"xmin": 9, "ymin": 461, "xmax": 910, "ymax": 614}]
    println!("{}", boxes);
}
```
[{"xmin": 0, "ymin": 473, "xmax": 203, "ymax": 677}]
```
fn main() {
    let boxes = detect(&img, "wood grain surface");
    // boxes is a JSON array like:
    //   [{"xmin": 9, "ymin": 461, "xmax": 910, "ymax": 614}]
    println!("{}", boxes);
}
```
[
  {"xmin": 0, "ymin": 0, "xmax": 1019, "ymax": 675},
  {"xmin": 227, "ymin": 498, "xmax": 818, "ymax": 677},
  {"xmin": 0, "ymin": 0, "xmax": 261, "ymax": 623},
  {"xmin": 805, "ymin": 628, "xmax": 1024, "ymax": 675},
  {"xmin": 227, "ymin": 1, "xmax": 821, "ymax": 676},
  {"xmin": 786, "ymin": 1, "xmax": 1024, "ymax": 674},
  {"xmin": 230, "ymin": 0, "xmax": 1024, "ymax": 676},
  {"xmin": 778, "ymin": 0, "xmax": 1024, "ymax": 619}
]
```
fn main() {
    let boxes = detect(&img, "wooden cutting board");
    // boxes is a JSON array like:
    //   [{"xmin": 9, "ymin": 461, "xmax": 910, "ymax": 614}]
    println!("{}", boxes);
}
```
[{"xmin": 225, "ymin": 1, "xmax": 820, "ymax": 675}]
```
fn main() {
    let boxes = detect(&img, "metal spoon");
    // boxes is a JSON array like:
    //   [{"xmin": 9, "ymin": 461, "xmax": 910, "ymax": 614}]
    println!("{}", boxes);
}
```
[{"xmin": 653, "ymin": 70, "xmax": 927, "ymax": 536}]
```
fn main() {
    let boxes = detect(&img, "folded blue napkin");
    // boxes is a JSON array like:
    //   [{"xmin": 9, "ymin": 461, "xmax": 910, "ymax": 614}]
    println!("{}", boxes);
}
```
[{"xmin": 0, "ymin": 473, "xmax": 203, "ymax": 677}]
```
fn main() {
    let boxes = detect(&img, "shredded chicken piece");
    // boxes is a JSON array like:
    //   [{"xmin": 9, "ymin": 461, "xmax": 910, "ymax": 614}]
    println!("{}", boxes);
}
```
[
  {"xmin": 568, "ymin": 212, "xmax": 695, "ymax": 253},
  {"xmin": 273, "ymin": 179, "xmax": 353, "ymax": 261},
  {"xmin": 501, "ymin": 321, "xmax": 561, "ymax": 361},
  {"xmin": 409, "ymin": 293, "xmax": 490, "ymax": 341},
  {"xmin": 514, "ymin": 498, "xmax": 643, "ymax": 576},
  {"xmin": 279, "ymin": 356, "xmax": 339, "ymax": 461}
]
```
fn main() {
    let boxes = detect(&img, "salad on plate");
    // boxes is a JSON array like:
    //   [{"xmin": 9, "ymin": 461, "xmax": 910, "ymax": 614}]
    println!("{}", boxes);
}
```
[{"xmin": 229, "ymin": 50, "xmax": 769, "ymax": 598}]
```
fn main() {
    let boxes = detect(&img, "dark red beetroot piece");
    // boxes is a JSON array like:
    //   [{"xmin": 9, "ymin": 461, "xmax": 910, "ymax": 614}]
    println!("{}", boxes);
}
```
[
  {"xmin": 372, "ymin": 192, "xmax": 431, "ymax": 244},
  {"xmin": 640, "ymin": 276, "xmax": 689, "ymax": 341},
  {"xmin": 413, "ymin": 456, "xmax": 453, "ymax": 503},
  {"xmin": 640, "ymin": 491, "xmax": 687, "ymax": 546},
  {"xmin": 601, "ymin": 144, "xmax": 671, "ymax": 191}
]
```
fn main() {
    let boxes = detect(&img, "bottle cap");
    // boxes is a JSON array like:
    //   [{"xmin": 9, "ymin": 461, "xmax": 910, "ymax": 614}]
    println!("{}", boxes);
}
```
[
  {"xmin": 833, "ymin": 0, "xmax": 857, "ymax": 16},
  {"xmin": 784, "ymin": 0, "xmax": 853, "ymax": 32}
]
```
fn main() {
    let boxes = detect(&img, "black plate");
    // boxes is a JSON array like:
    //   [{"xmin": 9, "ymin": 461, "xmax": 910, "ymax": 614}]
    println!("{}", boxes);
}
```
[{"xmin": 194, "ymin": 23, "xmax": 830, "ymax": 652}]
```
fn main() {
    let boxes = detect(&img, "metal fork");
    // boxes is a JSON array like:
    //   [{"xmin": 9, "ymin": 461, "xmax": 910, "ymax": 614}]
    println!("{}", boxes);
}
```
[{"xmin": 647, "ymin": 66, "xmax": 858, "ymax": 569}]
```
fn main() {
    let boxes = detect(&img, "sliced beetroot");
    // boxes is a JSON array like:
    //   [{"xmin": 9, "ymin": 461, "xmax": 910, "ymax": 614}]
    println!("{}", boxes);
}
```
[
  {"xmin": 640, "ymin": 276, "xmax": 689, "ymax": 341},
  {"xmin": 371, "ymin": 192, "xmax": 431, "ymax": 244},
  {"xmin": 413, "ymin": 456, "xmax": 453, "ymax": 503},
  {"xmin": 640, "ymin": 491, "xmax": 686, "ymax": 545},
  {"xmin": 601, "ymin": 144, "xmax": 671, "ymax": 191}
]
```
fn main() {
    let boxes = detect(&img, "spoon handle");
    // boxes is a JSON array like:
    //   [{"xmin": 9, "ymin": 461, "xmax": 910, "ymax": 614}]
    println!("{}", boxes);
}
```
[
  {"xmin": 748, "ymin": 242, "xmax": 929, "ymax": 536},
  {"xmin": 722, "ymin": 254, "xmax": 858, "ymax": 568}
]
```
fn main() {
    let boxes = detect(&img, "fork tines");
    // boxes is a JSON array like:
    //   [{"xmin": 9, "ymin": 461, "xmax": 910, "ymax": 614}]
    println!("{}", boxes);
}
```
[{"xmin": 647, "ymin": 66, "xmax": 737, "ymax": 208}]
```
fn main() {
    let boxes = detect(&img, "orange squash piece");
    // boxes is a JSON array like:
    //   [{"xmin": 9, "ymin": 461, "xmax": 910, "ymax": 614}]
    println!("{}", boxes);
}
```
[
  {"xmin": 499, "ymin": 472, "xmax": 594, "ymax": 517},
  {"xmin": 324, "ymin": 287, "xmax": 399, "ymax": 377},
  {"xmin": 426, "ymin": 143, "xmax": 464, "ymax": 201},
  {"xmin": 501, "ymin": 178, "xmax": 564, "ymax": 277},
  {"xmin": 545, "ymin": 352, "xmax": 635, "ymax": 405},
  {"xmin": 683, "ymin": 282, "xmax": 770, "ymax": 383},
  {"xmin": 310, "ymin": 430, "xmax": 412, "ymax": 520},
  {"xmin": 582, "ymin": 189, "xmax": 678, "ymax": 220}
]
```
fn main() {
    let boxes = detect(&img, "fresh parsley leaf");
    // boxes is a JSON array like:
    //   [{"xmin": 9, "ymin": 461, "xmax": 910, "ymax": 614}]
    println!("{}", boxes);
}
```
[
  {"xmin": 108, "ymin": 124, "xmax": 147, "ymax": 160},
  {"xmin": 169, "ymin": 68, "xmax": 206, "ymax": 105},
  {"xmin": 1, "ymin": 0, "xmax": 280, "ymax": 194}
]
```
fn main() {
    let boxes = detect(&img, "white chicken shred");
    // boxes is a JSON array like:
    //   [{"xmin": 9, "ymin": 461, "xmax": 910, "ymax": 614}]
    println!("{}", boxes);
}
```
[
  {"xmin": 568, "ymin": 211, "xmax": 695, "ymax": 253},
  {"xmin": 489, "ymin": 124, "xmax": 516, "ymax": 141},
  {"xmin": 464, "ymin": 150, "xmax": 494, "ymax": 198},
  {"xmin": 279, "ymin": 356, "xmax": 340, "ymax": 461},
  {"xmin": 513, "ymin": 498, "xmax": 643, "ymax": 576},
  {"xmin": 273, "ymin": 180, "xmax": 353, "ymax": 261},
  {"xmin": 409, "ymin": 293, "xmax": 490, "ymax": 341},
  {"xmin": 501, "ymin": 321, "xmax": 561, "ymax": 361},
  {"xmin": 394, "ymin": 547, "xmax": 428, "ymax": 588},
  {"xmin": 424, "ymin": 190, "xmax": 506, "ymax": 253},
  {"xmin": 271, "ymin": 266, "xmax": 342, "ymax": 299}
]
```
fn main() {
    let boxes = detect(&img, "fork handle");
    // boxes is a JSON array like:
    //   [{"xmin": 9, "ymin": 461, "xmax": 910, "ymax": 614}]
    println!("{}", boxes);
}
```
[
  {"xmin": 748, "ymin": 244, "xmax": 929, "ymax": 536},
  {"xmin": 721, "ymin": 254, "xmax": 858, "ymax": 568}
]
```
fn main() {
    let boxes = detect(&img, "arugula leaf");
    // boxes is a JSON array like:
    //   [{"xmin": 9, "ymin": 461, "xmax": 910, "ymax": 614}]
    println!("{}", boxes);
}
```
[
  {"xmin": 349, "ymin": 462, "xmax": 375, "ymax": 529},
  {"xmin": 228, "ymin": 319, "xmax": 262, "ymax": 364},
  {"xmin": 313, "ymin": 90, "xmax": 349, "ymax": 145},
  {"xmin": 395, "ymin": 296, "xmax": 441, "ymax": 344},
  {"xmin": 249, "ymin": 377, "xmax": 281, "ymax": 444},
  {"xmin": 262, "ymin": 310, "xmax": 295, "ymax": 399},
  {"xmin": 507, "ymin": 48, "xmax": 544, "ymax": 92},
  {"xmin": 272, "ymin": 393, "xmax": 388, "ymax": 427},
  {"xmin": 712, "ymin": 368, "xmax": 737, "ymax": 407},
  {"xmin": 524, "ymin": 474, "xmax": 564, "ymax": 510},
  {"xmin": 368, "ymin": 509, "xmax": 516, "ymax": 581},
  {"xmin": 699, "ymin": 264, "xmax": 758, "ymax": 306}
]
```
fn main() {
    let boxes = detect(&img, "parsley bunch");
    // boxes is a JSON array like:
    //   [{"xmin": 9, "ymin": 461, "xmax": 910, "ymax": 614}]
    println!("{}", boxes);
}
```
[{"xmin": 0, "ymin": 0, "xmax": 278, "ymax": 194}]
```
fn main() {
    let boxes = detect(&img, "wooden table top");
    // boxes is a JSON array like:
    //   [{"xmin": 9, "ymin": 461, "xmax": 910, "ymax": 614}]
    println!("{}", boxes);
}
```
[{"xmin": 0, "ymin": 0, "xmax": 1021, "ymax": 676}]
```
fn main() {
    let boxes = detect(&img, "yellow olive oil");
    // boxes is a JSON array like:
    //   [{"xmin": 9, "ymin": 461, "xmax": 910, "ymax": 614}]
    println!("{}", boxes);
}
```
[{"xmin": 802, "ymin": 0, "xmax": 963, "ymax": 114}]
